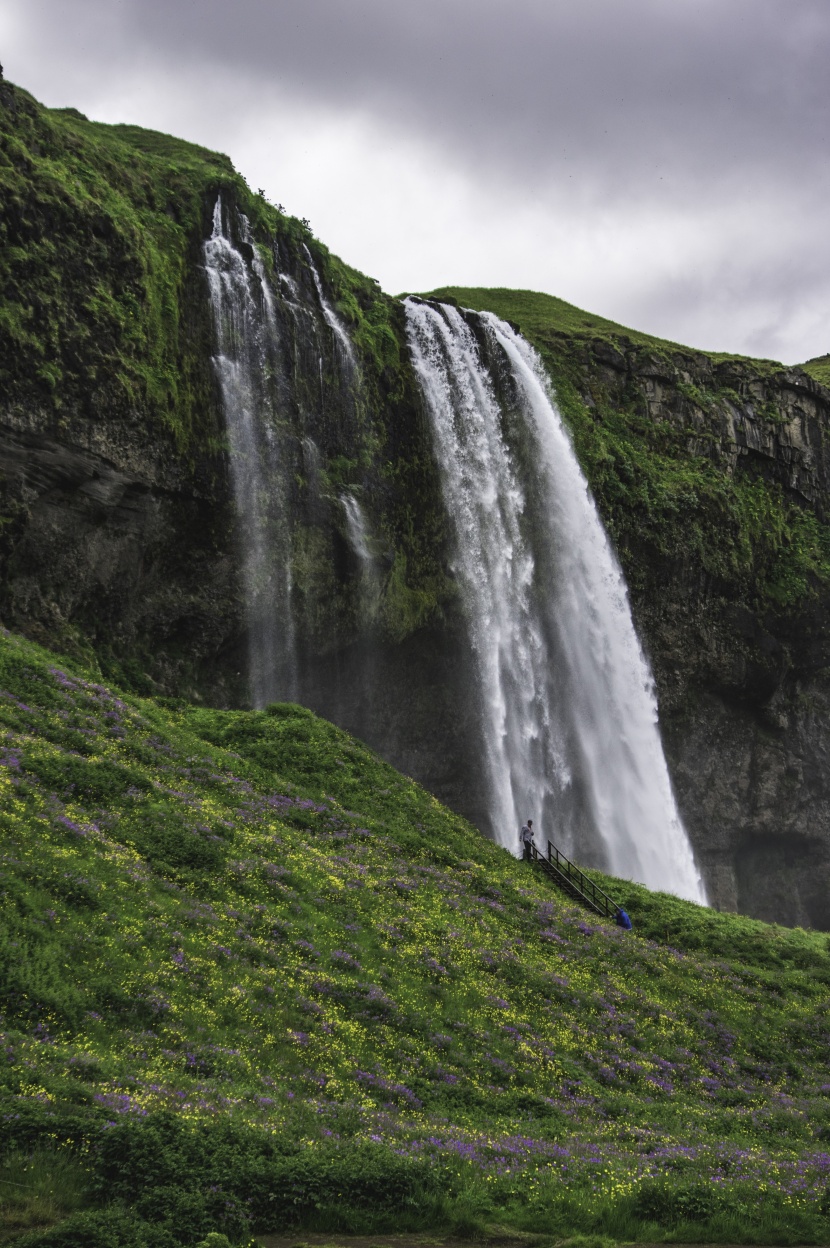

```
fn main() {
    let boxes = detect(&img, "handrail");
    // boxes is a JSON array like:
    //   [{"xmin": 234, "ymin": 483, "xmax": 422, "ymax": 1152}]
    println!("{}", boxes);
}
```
[
  {"xmin": 547, "ymin": 840, "xmax": 619, "ymax": 918},
  {"xmin": 529, "ymin": 839, "xmax": 620, "ymax": 920}
]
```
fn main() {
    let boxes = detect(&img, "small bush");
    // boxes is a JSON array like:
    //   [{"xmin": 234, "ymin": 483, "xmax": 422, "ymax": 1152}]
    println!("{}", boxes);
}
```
[{"xmin": 634, "ymin": 1179, "xmax": 718, "ymax": 1225}]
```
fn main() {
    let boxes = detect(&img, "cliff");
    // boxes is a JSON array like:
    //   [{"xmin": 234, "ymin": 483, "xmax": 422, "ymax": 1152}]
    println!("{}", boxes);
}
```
[
  {"xmin": 433, "ymin": 289, "xmax": 830, "ymax": 924},
  {"xmin": 3, "ymin": 80, "xmax": 830, "ymax": 925}
]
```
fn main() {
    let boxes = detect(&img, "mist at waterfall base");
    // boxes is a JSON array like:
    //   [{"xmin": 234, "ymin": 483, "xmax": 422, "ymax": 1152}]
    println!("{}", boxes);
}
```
[
  {"xmin": 203, "ymin": 200, "xmax": 704, "ymax": 904},
  {"xmin": 405, "ymin": 299, "xmax": 705, "ymax": 904}
]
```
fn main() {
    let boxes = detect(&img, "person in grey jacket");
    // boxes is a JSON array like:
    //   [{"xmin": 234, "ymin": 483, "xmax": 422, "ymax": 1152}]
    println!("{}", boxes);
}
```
[{"xmin": 520, "ymin": 819, "xmax": 534, "ymax": 861}]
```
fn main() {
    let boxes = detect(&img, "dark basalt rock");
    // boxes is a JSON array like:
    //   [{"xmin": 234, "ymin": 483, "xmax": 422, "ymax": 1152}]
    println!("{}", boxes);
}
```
[{"xmin": 561, "ymin": 335, "xmax": 830, "ymax": 922}]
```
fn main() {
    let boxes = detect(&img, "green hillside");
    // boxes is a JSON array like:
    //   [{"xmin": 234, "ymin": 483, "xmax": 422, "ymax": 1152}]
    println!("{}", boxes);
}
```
[
  {"xmin": 425, "ymin": 287, "xmax": 829, "ymax": 380},
  {"xmin": 423, "ymin": 287, "xmax": 787, "ymax": 371},
  {"xmin": 0, "ymin": 91, "xmax": 237, "ymax": 452},
  {"xmin": 802, "ymin": 355, "xmax": 830, "ymax": 388},
  {"xmin": 2, "ymin": 627, "xmax": 830, "ymax": 1246}
]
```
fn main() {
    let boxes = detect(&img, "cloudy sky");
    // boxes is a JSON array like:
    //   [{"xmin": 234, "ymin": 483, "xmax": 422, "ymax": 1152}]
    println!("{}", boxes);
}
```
[{"xmin": 4, "ymin": 0, "xmax": 828, "ymax": 363}]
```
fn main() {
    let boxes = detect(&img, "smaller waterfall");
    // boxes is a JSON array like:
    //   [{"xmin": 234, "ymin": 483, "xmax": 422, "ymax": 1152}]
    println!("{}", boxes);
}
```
[
  {"xmin": 204, "ymin": 197, "xmax": 296, "ymax": 706},
  {"xmin": 303, "ymin": 244, "xmax": 357, "ymax": 371},
  {"xmin": 405, "ymin": 297, "xmax": 705, "ymax": 903},
  {"xmin": 302, "ymin": 436, "xmax": 322, "ymax": 496},
  {"xmin": 278, "ymin": 271, "xmax": 301, "ymax": 303},
  {"xmin": 340, "ymin": 492, "xmax": 380, "ymax": 623},
  {"xmin": 341, "ymin": 493, "xmax": 373, "ymax": 565}
]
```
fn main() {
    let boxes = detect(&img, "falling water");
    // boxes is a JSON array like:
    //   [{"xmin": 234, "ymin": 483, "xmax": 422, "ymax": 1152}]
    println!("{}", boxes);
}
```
[
  {"xmin": 341, "ymin": 492, "xmax": 380, "ymax": 624},
  {"xmin": 340, "ymin": 493, "xmax": 373, "ymax": 565},
  {"xmin": 405, "ymin": 298, "xmax": 705, "ymax": 902},
  {"xmin": 302, "ymin": 436, "xmax": 322, "ymax": 496},
  {"xmin": 204, "ymin": 197, "xmax": 296, "ymax": 706},
  {"xmin": 303, "ymin": 244, "xmax": 357, "ymax": 371}
]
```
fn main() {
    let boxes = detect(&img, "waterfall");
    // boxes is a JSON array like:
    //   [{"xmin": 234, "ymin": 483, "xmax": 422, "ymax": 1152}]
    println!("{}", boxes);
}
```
[
  {"xmin": 340, "ymin": 493, "xmax": 373, "ymax": 565},
  {"xmin": 303, "ymin": 244, "xmax": 357, "ymax": 372},
  {"xmin": 341, "ymin": 492, "xmax": 380, "ymax": 625},
  {"xmin": 302, "ymin": 436, "xmax": 322, "ymax": 497},
  {"xmin": 405, "ymin": 298, "xmax": 705, "ymax": 903},
  {"xmin": 203, "ymin": 197, "xmax": 296, "ymax": 706}
]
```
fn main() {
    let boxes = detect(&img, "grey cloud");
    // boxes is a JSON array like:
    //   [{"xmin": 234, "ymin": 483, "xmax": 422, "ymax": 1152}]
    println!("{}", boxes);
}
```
[
  {"xmin": 5, "ymin": 0, "xmax": 830, "ymax": 360},
  {"xmin": 69, "ymin": 0, "xmax": 830, "ymax": 198}
]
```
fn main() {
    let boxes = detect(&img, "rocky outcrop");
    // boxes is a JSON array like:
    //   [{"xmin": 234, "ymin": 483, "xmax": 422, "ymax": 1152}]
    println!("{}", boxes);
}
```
[
  {"xmin": 0, "ymin": 412, "xmax": 244, "ymax": 699},
  {"xmin": 551, "ymin": 334, "xmax": 830, "ymax": 925}
]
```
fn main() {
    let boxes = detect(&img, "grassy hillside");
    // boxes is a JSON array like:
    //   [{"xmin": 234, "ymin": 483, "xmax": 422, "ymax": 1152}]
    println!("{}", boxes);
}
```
[
  {"xmin": 2, "ymin": 628, "xmax": 830, "ymax": 1246},
  {"xmin": 0, "ymin": 88, "xmax": 238, "ymax": 451},
  {"xmin": 803, "ymin": 355, "xmax": 830, "ymax": 388},
  {"xmin": 424, "ymin": 287, "xmax": 783, "ymax": 371}
]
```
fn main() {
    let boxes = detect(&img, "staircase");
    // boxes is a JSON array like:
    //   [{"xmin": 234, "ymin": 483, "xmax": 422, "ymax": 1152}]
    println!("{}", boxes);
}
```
[{"xmin": 530, "ymin": 840, "xmax": 620, "ymax": 920}]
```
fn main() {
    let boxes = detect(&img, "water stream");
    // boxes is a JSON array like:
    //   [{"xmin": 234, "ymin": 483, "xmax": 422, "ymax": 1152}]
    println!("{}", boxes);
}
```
[
  {"xmin": 303, "ymin": 244, "xmax": 357, "ymax": 371},
  {"xmin": 204, "ymin": 197, "xmax": 296, "ymax": 706},
  {"xmin": 205, "ymin": 202, "xmax": 703, "ymax": 902},
  {"xmin": 405, "ymin": 298, "xmax": 705, "ymax": 902},
  {"xmin": 340, "ymin": 491, "xmax": 380, "ymax": 625}
]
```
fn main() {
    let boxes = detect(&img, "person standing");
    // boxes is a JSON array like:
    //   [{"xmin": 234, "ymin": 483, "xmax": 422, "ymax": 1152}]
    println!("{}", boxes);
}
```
[{"xmin": 520, "ymin": 819, "xmax": 534, "ymax": 861}]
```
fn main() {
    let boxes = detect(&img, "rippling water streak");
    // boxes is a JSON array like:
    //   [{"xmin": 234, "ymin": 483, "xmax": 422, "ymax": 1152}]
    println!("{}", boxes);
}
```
[{"xmin": 204, "ymin": 197, "xmax": 296, "ymax": 706}]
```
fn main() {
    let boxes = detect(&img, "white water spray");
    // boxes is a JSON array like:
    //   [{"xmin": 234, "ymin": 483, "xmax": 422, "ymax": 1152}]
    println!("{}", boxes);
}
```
[
  {"xmin": 204, "ymin": 197, "xmax": 296, "ymax": 706},
  {"xmin": 405, "ymin": 298, "xmax": 705, "ymax": 903}
]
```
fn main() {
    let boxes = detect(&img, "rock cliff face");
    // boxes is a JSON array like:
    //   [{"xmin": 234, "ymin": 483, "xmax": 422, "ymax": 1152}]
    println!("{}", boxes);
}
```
[
  {"xmin": 552, "ymin": 335, "xmax": 830, "ymax": 925},
  {"xmin": 3, "ymin": 82, "xmax": 830, "ymax": 924}
]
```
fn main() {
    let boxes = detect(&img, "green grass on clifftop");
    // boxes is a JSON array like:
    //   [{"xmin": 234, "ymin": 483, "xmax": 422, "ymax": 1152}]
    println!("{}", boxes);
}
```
[
  {"xmin": 802, "ymin": 355, "xmax": 830, "ymax": 389},
  {"xmin": 423, "ymin": 287, "xmax": 786, "ymax": 371},
  {"xmin": 2, "ymin": 630, "xmax": 830, "ymax": 1246}
]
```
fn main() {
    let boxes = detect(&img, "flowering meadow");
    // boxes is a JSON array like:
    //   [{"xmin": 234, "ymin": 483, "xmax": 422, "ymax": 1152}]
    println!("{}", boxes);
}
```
[{"xmin": 2, "ymin": 628, "xmax": 830, "ymax": 1246}]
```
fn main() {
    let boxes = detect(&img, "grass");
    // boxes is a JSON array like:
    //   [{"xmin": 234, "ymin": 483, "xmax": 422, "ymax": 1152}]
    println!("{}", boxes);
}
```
[
  {"xmin": 0, "ymin": 1152, "xmax": 89, "ymax": 1243},
  {"xmin": 0, "ymin": 85, "xmax": 237, "ymax": 451},
  {"xmin": 802, "ymin": 355, "xmax": 830, "ymax": 389},
  {"xmin": 2, "ymin": 627, "xmax": 830, "ymax": 1245},
  {"xmin": 421, "ymin": 287, "xmax": 788, "ymax": 373}
]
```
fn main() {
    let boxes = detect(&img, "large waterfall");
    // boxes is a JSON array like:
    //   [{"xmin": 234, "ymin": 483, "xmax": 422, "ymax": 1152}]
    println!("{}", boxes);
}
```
[
  {"xmin": 405, "ymin": 299, "xmax": 705, "ymax": 903},
  {"xmin": 204, "ymin": 198, "xmax": 296, "ymax": 706}
]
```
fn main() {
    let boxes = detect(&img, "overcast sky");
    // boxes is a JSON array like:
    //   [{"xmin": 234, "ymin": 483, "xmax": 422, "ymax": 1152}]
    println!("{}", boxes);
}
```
[{"xmin": 4, "ymin": 0, "xmax": 829, "ymax": 363}]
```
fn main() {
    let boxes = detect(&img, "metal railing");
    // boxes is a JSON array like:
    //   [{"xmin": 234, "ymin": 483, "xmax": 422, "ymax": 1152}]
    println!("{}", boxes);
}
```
[{"xmin": 529, "ymin": 839, "xmax": 620, "ymax": 920}]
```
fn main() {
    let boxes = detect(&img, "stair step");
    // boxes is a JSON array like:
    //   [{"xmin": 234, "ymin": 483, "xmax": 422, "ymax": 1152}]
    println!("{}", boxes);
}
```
[{"xmin": 530, "ymin": 840, "xmax": 620, "ymax": 921}]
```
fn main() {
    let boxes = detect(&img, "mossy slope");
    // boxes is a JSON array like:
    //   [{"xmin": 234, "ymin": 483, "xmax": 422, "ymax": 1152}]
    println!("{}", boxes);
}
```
[
  {"xmin": 0, "ymin": 86, "xmax": 233, "ymax": 449},
  {"xmin": 3, "ymin": 628, "xmax": 830, "ymax": 1244}
]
